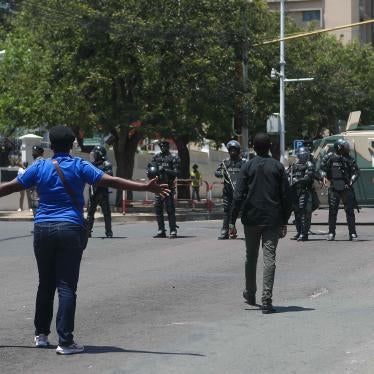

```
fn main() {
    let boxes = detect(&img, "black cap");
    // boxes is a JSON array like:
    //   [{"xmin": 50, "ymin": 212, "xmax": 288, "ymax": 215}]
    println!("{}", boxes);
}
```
[{"xmin": 49, "ymin": 126, "xmax": 75, "ymax": 150}]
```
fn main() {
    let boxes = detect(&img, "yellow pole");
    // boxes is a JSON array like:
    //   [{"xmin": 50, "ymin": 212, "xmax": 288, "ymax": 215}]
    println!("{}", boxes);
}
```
[{"xmin": 258, "ymin": 19, "xmax": 374, "ymax": 46}]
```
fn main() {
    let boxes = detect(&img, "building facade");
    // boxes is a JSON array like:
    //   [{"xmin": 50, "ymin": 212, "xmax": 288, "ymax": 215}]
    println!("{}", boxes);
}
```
[{"xmin": 266, "ymin": 0, "xmax": 374, "ymax": 44}]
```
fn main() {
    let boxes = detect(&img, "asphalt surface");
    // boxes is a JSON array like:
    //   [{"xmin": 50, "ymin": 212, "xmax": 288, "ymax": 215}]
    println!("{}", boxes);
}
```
[{"xmin": 1, "ymin": 220, "xmax": 374, "ymax": 374}]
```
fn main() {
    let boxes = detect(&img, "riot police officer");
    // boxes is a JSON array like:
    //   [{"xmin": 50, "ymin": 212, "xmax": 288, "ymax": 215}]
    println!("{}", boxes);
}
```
[
  {"xmin": 29, "ymin": 145, "xmax": 44, "ymax": 216},
  {"xmin": 147, "ymin": 140, "xmax": 180, "ymax": 239},
  {"xmin": 86, "ymin": 145, "xmax": 113, "ymax": 238},
  {"xmin": 32, "ymin": 145, "xmax": 44, "ymax": 161},
  {"xmin": 320, "ymin": 139, "xmax": 360, "ymax": 241},
  {"xmin": 287, "ymin": 147, "xmax": 316, "ymax": 241},
  {"xmin": 215, "ymin": 140, "xmax": 246, "ymax": 239}
]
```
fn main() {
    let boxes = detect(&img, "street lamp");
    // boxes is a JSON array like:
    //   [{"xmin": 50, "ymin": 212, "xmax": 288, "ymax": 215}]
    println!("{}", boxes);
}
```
[{"xmin": 275, "ymin": 0, "xmax": 313, "ymax": 164}]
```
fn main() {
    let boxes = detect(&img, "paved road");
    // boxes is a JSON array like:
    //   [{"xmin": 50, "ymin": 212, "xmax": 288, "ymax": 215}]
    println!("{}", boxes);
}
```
[{"xmin": 1, "ymin": 220, "xmax": 374, "ymax": 374}]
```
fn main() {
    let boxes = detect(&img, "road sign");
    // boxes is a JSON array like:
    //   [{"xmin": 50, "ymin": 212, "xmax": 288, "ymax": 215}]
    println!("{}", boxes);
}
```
[
  {"xmin": 293, "ymin": 139, "xmax": 304, "ymax": 151},
  {"xmin": 266, "ymin": 114, "xmax": 280, "ymax": 134}
]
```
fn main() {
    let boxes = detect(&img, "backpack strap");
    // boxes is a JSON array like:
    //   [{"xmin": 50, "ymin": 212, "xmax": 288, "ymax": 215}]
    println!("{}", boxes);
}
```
[{"xmin": 52, "ymin": 159, "xmax": 81, "ymax": 211}]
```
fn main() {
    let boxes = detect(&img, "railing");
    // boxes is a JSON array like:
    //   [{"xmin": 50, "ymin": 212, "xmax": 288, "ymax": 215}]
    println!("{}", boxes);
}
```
[{"xmin": 121, "ymin": 178, "xmax": 224, "ymax": 214}]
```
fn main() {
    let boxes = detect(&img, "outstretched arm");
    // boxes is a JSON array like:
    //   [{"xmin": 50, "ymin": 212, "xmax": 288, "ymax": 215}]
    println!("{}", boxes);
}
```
[
  {"xmin": 97, "ymin": 174, "xmax": 170, "ymax": 197},
  {"xmin": 0, "ymin": 179, "xmax": 25, "ymax": 198}
]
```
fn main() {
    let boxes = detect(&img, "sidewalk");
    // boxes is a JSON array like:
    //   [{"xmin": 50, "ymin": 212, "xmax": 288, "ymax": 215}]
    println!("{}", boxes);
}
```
[{"xmin": 0, "ymin": 207, "xmax": 373, "ymax": 224}]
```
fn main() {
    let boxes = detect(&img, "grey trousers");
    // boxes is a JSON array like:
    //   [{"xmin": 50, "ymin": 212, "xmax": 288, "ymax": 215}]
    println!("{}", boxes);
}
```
[{"xmin": 244, "ymin": 225, "xmax": 280, "ymax": 304}]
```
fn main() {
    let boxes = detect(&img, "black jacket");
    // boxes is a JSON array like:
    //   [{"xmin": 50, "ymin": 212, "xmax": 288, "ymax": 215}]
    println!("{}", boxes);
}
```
[{"xmin": 230, "ymin": 155, "xmax": 292, "ymax": 226}]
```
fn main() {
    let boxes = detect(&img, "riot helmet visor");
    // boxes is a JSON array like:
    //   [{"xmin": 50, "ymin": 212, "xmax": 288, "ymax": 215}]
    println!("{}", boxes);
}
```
[
  {"xmin": 334, "ymin": 139, "xmax": 350, "ymax": 155},
  {"xmin": 159, "ymin": 141, "xmax": 170, "ymax": 153}
]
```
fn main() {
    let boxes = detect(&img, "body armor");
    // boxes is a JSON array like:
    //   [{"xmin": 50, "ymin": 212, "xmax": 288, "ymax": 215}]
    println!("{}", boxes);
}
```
[
  {"xmin": 287, "ymin": 160, "xmax": 316, "ymax": 241},
  {"xmin": 320, "ymin": 151, "xmax": 360, "ymax": 239},
  {"xmin": 150, "ymin": 152, "xmax": 180, "ymax": 189},
  {"xmin": 28, "ymin": 155, "xmax": 44, "ymax": 216},
  {"xmin": 215, "ymin": 157, "xmax": 246, "ymax": 238},
  {"xmin": 149, "ymin": 150, "xmax": 180, "ymax": 237},
  {"xmin": 86, "ymin": 159, "xmax": 113, "ymax": 238}
]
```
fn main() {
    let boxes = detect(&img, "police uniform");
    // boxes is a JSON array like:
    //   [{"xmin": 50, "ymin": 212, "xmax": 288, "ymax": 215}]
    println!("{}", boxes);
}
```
[
  {"xmin": 215, "ymin": 140, "xmax": 246, "ymax": 239},
  {"xmin": 287, "ymin": 148, "xmax": 316, "ymax": 241},
  {"xmin": 29, "ymin": 146, "xmax": 44, "ymax": 216},
  {"xmin": 148, "ymin": 141, "xmax": 180, "ymax": 239},
  {"xmin": 86, "ymin": 146, "xmax": 113, "ymax": 238},
  {"xmin": 320, "ymin": 139, "xmax": 360, "ymax": 241}
]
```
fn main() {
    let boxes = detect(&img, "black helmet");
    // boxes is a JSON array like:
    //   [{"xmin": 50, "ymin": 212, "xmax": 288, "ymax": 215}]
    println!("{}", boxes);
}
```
[
  {"xmin": 296, "ymin": 146, "xmax": 310, "ymax": 163},
  {"xmin": 334, "ymin": 139, "xmax": 350, "ymax": 155},
  {"xmin": 159, "ymin": 140, "xmax": 170, "ymax": 153},
  {"xmin": 147, "ymin": 163, "xmax": 159, "ymax": 179},
  {"xmin": 92, "ymin": 145, "xmax": 106, "ymax": 158},
  {"xmin": 226, "ymin": 140, "xmax": 241, "ymax": 151},
  {"xmin": 32, "ymin": 145, "xmax": 44, "ymax": 158}
]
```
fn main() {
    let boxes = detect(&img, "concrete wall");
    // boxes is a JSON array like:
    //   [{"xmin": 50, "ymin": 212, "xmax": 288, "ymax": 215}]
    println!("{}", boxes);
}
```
[{"xmin": 0, "ymin": 147, "xmax": 228, "ymax": 211}]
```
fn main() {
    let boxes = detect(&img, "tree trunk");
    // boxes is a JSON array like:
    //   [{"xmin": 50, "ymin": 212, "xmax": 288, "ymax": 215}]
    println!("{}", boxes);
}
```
[
  {"xmin": 113, "ymin": 127, "xmax": 143, "ymax": 205},
  {"xmin": 174, "ymin": 137, "xmax": 190, "ymax": 199}
]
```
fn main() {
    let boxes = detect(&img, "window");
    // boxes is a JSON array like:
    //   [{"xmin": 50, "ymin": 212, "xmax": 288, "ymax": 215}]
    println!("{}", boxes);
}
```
[{"xmin": 302, "ymin": 10, "xmax": 321, "ymax": 22}]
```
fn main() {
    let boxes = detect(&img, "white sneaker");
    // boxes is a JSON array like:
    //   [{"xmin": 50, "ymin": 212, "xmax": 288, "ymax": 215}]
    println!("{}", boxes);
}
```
[
  {"xmin": 34, "ymin": 334, "xmax": 49, "ymax": 347},
  {"xmin": 17, "ymin": 208, "xmax": 22, "ymax": 212},
  {"xmin": 56, "ymin": 342, "xmax": 84, "ymax": 355}
]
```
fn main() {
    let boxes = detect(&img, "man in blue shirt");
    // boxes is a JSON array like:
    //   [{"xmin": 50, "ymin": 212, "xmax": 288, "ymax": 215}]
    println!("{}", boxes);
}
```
[{"xmin": 0, "ymin": 125, "xmax": 170, "ymax": 355}]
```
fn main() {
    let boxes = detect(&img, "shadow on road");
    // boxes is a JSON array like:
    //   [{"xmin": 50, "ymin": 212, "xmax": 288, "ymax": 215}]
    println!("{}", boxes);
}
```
[
  {"xmin": 274, "ymin": 306, "xmax": 315, "ymax": 313},
  {"xmin": 0, "ymin": 234, "xmax": 33, "ymax": 242},
  {"xmin": 83, "ymin": 345, "xmax": 205, "ymax": 356},
  {"xmin": 173, "ymin": 235, "xmax": 197, "ymax": 239},
  {"xmin": 0, "ymin": 345, "xmax": 56, "ymax": 349},
  {"xmin": 329, "ymin": 239, "xmax": 370, "ymax": 242},
  {"xmin": 0, "ymin": 345, "xmax": 205, "ymax": 357},
  {"xmin": 93, "ymin": 236, "xmax": 128, "ymax": 239}
]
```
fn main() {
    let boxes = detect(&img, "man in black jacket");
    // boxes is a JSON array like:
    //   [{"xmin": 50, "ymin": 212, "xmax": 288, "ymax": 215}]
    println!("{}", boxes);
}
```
[{"xmin": 230, "ymin": 133, "xmax": 292, "ymax": 314}]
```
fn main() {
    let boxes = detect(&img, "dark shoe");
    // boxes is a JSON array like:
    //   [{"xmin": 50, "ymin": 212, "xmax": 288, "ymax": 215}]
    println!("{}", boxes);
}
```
[
  {"xmin": 218, "ymin": 230, "xmax": 229, "ymax": 240},
  {"xmin": 106, "ymin": 231, "xmax": 113, "ymax": 238},
  {"xmin": 327, "ymin": 233, "xmax": 335, "ymax": 241},
  {"xmin": 154, "ymin": 230, "xmax": 167, "ymax": 238},
  {"xmin": 169, "ymin": 231, "xmax": 177, "ymax": 239},
  {"xmin": 243, "ymin": 290, "xmax": 256, "ymax": 306},
  {"xmin": 262, "ymin": 303, "xmax": 276, "ymax": 314},
  {"xmin": 291, "ymin": 234, "xmax": 300, "ymax": 240},
  {"xmin": 297, "ymin": 234, "xmax": 308, "ymax": 242},
  {"xmin": 349, "ymin": 233, "xmax": 358, "ymax": 241}
]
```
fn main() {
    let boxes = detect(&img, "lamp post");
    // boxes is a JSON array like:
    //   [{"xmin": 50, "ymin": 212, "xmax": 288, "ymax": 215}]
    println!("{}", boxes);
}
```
[
  {"xmin": 279, "ymin": 0, "xmax": 286, "ymax": 164},
  {"xmin": 276, "ymin": 1, "xmax": 313, "ymax": 164}
]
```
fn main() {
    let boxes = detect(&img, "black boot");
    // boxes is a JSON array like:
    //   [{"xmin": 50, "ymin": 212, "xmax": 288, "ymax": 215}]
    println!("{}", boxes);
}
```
[
  {"xmin": 297, "ymin": 234, "xmax": 308, "ymax": 241},
  {"xmin": 106, "ymin": 231, "xmax": 113, "ymax": 238},
  {"xmin": 169, "ymin": 230, "xmax": 177, "ymax": 239},
  {"xmin": 349, "ymin": 233, "xmax": 358, "ymax": 241},
  {"xmin": 154, "ymin": 230, "xmax": 167, "ymax": 238},
  {"xmin": 262, "ymin": 302, "xmax": 276, "ymax": 314},
  {"xmin": 243, "ymin": 290, "xmax": 256, "ymax": 306},
  {"xmin": 218, "ymin": 229, "xmax": 229, "ymax": 240},
  {"xmin": 327, "ymin": 233, "xmax": 335, "ymax": 241}
]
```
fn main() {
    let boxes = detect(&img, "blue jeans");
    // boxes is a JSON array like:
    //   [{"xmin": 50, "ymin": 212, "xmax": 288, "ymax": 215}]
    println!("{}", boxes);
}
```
[{"xmin": 33, "ymin": 221, "xmax": 85, "ymax": 346}]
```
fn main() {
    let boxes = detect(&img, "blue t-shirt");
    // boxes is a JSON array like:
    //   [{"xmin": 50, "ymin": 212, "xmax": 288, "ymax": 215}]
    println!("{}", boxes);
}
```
[{"xmin": 17, "ymin": 153, "xmax": 104, "ymax": 226}]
